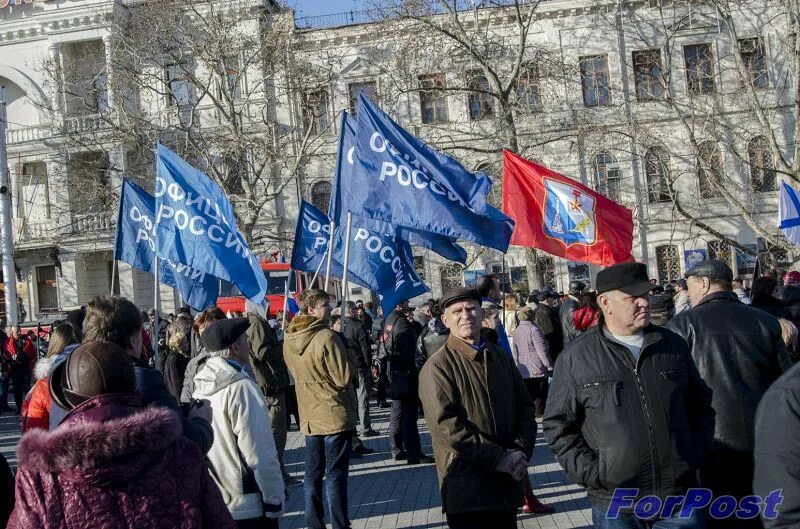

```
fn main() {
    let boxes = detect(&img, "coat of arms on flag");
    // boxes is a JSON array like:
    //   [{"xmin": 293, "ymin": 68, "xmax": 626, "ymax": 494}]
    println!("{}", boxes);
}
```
[{"xmin": 543, "ymin": 178, "xmax": 597, "ymax": 246}]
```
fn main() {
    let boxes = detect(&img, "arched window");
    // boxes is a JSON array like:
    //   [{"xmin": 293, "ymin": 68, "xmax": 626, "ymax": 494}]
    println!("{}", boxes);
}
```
[
  {"xmin": 697, "ymin": 141, "xmax": 723, "ymax": 199},
  {"xmin": 748, "ymin": 136, "xmax": 776, "ymax": 192},
  {"xmin": 708, "ymin": 239, "xmax": 733, "ymax": 269},
  {"xmin": 644, "ymin": 147, "xmax": 670, "ymax": 203},
  {"xmin": 467, "ymin": 73, "xmax": 494, "ymax": 120},
  {"xmin": 593, "ymin": 151, "xmax": 621, "ymax": 201},
  {"xmin": 440, "ymin": 262, "xmax": 464, "ymax": 293},
  {"xmin": 656, "ymin": 245, "xmax": 680, "ymax": 284},
  {"xmin": 311, "ymin": 181, "xmax": 332, "ymax": 214}
]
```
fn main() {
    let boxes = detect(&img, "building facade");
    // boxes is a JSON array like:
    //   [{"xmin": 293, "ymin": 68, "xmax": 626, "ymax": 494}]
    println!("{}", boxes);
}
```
[{"xmin": 0, "ymin": 0, "xmax": 794, "ymax": 318}]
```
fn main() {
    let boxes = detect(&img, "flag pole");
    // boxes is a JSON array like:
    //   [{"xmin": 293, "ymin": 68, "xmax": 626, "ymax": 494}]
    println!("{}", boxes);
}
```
[
  {"xmin": 153, "ymin": 255, "xmax": 160, "ymax": 371},
  {"xmin": 310, "ymin": 249, "xmax": 328, "ymax": 287},
  {"xmin": 281, "ymin": 276, "xmax": 289, "ymax": 330},
  {"xmin": 340, "ymin": 212, "xmax": 353, "ymax": 336},
  {"xmin": 501, "ymin": 253, "xmax": 507, "ymax": 327},
  {"xmin": 110, "ymin": 259, "xmax": 118, "ymax": 295},
  {"xmin": 324, "ymin": 220, "xmax": 336, "ymax": 293}
]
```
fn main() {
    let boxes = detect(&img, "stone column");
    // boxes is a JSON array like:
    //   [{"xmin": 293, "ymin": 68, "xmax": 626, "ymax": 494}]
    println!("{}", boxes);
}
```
[
  {"xmin": 57, "ymin": 251, "xmax": 80, "ymax": 310},
  {"xmin": 47, "ymin": 43, "xmax": 63, "ymax": 122},
  {"xmin": 101, "ymin": 34, "xmax": 115, "ymax": 112}
]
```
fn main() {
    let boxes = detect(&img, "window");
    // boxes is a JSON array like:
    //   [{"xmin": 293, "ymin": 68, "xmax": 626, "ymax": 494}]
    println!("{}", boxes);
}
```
[
  {"xmin": 419, "ymin": 74, "xmax": 448, "ymax": 124},
  {"xmin": 632, "ymin": 49, "xmax": 665, "ymax": 101},
  {"xmin": 413, "ymin": 255, "xmax": 426, "ymax": 282},
  {"xmin": 219, "ymin": 55, "xmax": 242, "ymax": 100},
  {"xmin": 348, "ymin": 81, "xmax": 377, "ymax": 118},
  {"xmin": 708, "ymin": 239, "xmax": 733, "ymax": 268},
  {"xmin": 739, "ymin": 38, "xmax": 768, "ymax": 89},
  {"xmin": 748, "ymin": 136, "xmax": 775, "ymax": 192},
  {"xmin": 516, "ymin": 62, "xmax": 540, "ymax": 113},
  {"xmin": 467, "ymin": 73, "xmax": 494, "ymax": 120},
  {"xmin": 440, "ymin": 262, "xmax": 464, "ymax": 293},
  {"xmin": 644, "ymin": 147, "xmax": 671, "ymax": 203},
  {"xmin": 697, "ymin": 141, "xmax": 723, "ymax": 199},
  {"xmin": 656, "ymin": 245, "xmax": 681, "ymax": 284},
  {"xmin": 68, "ymin": 152, "xmax": 111, "ymax": 214},
  {"xmin": 20, "ymin": 162, "xmax": 50, "ymax": 221},
  {"xmin": 304, "ymin": 90, "xmax": 330, "ymax": 136},
  {"xmin": 593, "ymin": 151, "xmax": 621, "ymax": 201},
  {"xmin": 311, "ymin": 181, "xmax": 332, "ymax": 214},
  {"xmin": 166, "ymin": 63, "xmax": 191, "ymax": 107},
  {"xmin": 580, "ymin": 55, "xmax": 611, "ymax": 107},
  {"xmin": 684, "ymin": 44, "xmax": 715, "ymax": 95}
]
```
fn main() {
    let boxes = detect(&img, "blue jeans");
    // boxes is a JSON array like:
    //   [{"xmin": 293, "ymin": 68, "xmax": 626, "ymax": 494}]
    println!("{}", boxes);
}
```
[
  {"xmin": 304, "ymin": 430, "xmax": 353, "ymax": 529},
  {"xmin": 592, "ymin": 506, "xmax": 706, "ymax": 529}
]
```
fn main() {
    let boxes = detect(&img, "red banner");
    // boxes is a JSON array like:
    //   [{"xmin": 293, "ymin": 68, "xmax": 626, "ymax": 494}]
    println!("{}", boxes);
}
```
[{"xmin": 501, "ymin": 150, "xmax": 634, "ymax": 267}]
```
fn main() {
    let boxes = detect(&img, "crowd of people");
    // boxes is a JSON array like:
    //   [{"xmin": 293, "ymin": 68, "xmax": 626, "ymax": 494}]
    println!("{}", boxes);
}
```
[{"xmin": 0, "ymin": 258, "xmax": 799, "ymax": 528}]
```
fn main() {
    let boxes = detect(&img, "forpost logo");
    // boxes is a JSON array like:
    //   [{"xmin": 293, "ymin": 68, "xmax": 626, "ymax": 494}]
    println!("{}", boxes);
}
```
[{"xmin": 607, "ymin": 488, "xmax": 783, "ymax": 521}]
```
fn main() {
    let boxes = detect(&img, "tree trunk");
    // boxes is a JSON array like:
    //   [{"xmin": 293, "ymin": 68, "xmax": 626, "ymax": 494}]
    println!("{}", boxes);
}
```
[{"xmin": 525, "ymin": 247, "xmax": 543, "ymax": 291}]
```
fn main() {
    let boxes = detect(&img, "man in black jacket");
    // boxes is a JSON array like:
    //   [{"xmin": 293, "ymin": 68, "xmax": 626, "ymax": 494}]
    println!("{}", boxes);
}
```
[
  {"xmin": 544, "ymin": 262, "xmax": 714, "ymax": 527},
  {"xmin": 343, "ymin": 301, "xmax": 379, "ymax": 438},
  {"xmin": 383, "ymin": 300, "xmax": 433, "ymax": 465},
  {"xmin": 667, "ymin": 259, "xmax": 790, "ymax": 529},
  {"xmin": 559, "ymin": 281, "xmax": 584, "ymax": 347}
]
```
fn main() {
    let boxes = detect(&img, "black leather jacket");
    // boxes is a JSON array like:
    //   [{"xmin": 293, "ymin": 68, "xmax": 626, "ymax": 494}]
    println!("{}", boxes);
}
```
[
  {"xmin": 559, "ymin": 297, "xmax": 580, "ymax": 346},
  {"xmin": 776, "ymin": 285, "xmax": 800, "ymax": 323},
  {"xmin": 667, "ymin": 291, "xmax": 791, "ymax": 453},
  {"xmin": 543, "ymin": 324, "xmax": 714, "ymax": 510},
  {"xmin": 415, "ymin": 319, "xmax": 450, "ymax": 370}
]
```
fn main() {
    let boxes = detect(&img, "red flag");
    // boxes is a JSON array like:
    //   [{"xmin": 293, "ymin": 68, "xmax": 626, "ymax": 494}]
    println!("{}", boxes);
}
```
[{"xmin": 501, "ymin": 150, "xmax": 633, "ymax": 267}]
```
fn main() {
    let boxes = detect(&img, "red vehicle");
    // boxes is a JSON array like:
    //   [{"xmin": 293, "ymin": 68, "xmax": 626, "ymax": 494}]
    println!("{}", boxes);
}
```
[{"xmin": 216, "ymin": 261, "xmax": 340, "ymax": 316}]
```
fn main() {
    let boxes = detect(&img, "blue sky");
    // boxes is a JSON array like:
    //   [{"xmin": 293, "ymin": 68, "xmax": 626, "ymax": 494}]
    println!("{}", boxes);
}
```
[{"xmin": 287, "ymin": 0, "xmax": 365, "ymax": 18}]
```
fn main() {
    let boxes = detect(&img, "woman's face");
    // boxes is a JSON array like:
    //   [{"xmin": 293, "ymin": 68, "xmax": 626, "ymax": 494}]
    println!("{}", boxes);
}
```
[{"xmin": 482, "ymin": 311, "xmax": 500, "ymax": 330}]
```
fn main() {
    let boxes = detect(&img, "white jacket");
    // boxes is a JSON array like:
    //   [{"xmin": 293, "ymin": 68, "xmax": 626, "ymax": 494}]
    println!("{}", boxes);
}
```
[{"xmin": 193, "ymin": 356, "xmax": 284, "ymax": 520}]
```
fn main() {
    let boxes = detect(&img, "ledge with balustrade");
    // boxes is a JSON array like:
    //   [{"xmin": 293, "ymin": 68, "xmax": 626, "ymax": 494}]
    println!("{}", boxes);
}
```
[
  {"xmin": 15, "ymin": 214, "xmax": 115, "ymax": 246},
  {"xmin": 6, "ymin": 114, "xmax": 109, "ymax": 146}
]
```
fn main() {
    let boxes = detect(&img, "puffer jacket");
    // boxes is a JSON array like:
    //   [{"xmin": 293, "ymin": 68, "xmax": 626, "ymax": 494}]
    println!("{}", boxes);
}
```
[
  {"xmin": 667, "ymin": 291, "xmax": 791, "ymax": 452},
  {"xmin": 8, "ymin": 393, "xmax": 235, "ymax": 529},
  {"xmin": 511, "ymin": 320, "xmax": 552, "ymax": 379},
  {"xmin": 283, "ymin": 315, "xmax": 357, "ymax": 436},
  {"xmin": 543, "ymin": 324, "xmax": 715, "ymax": 510},
  {"xmin": 246, "ymin": 312, "xmax": 289, "ymax": 395},
  {"xmin": 193, "ymin": 357, "xmax": 284, "ymax": 520},
  {"xmin": 419, "ymin": 335, "xmax": 536, "ymax": 514},
  {"xmin": 21, "ymin": 356, "xmax": 55, "ymax": 433}
]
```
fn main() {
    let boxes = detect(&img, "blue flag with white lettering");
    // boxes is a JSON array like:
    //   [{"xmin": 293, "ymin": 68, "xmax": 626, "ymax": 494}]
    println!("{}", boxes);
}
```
[
  {"xmin": 153, "ymin": 144, "xmax": 268, "ymax": 303},
  {"xmin": 114, "ymin": 179, "xmax": 219, "ymax": 311},
  {"xmin": 291, "ymin": 201, "xmax": 429, "ymax": 315},
  {"xmin": 330, "ymin": 112, "xmax": 467, "ymax": 264},
  {"xmin": 351, "ymin": 94, "xmax": 514, "ymax": 252}
]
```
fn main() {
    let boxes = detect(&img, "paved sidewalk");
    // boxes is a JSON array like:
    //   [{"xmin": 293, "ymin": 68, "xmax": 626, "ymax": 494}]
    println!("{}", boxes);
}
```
[
  {"xmin": 282, "ymin": 405, "xmax": 593, "ymax": 529},
  {"xmin": 0, "ymin": 403, "xmax": 593, "ymax": 528}
]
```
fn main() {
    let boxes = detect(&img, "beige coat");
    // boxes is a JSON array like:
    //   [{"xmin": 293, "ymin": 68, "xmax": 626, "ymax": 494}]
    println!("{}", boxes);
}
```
[{"xmin": 283, "ymin": 315, "xmax": 357, "ymax": 436}]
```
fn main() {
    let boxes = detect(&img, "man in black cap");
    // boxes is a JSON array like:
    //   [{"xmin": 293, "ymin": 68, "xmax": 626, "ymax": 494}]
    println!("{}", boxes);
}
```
[
  {"xmin": 419, "ymin": 287, "xmax": 537, "ymax": 529},
  {"xmin": 544, "ymin": 262, "xmax": 714, "ymax": 528},
  {"xmin": 667, "ymin": 259, "xmax": 790, "ymax": 529},
  {"xmin": 194, "ymin": 317, "xmax": 284, "ymax": 527},
  {"xmin": 559, "ymin": 280, "xmax": 585, "ymax": 347}
]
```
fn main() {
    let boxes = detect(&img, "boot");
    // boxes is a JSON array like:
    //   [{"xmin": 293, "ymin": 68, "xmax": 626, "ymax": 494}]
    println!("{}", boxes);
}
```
[{"xmin": 522, "ymin": 478, "xmax": 555, "ymax": 514}]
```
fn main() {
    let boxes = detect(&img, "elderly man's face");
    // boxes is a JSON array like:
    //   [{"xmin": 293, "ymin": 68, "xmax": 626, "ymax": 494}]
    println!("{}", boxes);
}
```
[
  {"xmin": 482, "ymin": 311, "xmax": 500, "ymax": 331},
  {"xmin": 443, "ymin": 299, "xmax": 483, "ymax": 343},
  {"xmin": 599, "ymin": 291, "xmax": 650, "ymax": 334},
  {"xmin": 687, "ymin": 276, "xmax": 711, "ymax": 307}
]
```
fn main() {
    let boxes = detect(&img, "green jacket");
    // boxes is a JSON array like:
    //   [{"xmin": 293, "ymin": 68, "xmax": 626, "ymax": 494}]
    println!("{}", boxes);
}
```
[{"xmin": 284, "ymin": 315, "xmax": 357, "ymax": 436}]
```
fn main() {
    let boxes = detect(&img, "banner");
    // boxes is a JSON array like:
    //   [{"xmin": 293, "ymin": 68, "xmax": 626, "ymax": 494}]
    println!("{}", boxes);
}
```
[
  {"xmin": 153, "ymin": 144, "xmax": 268, "ymax": 303},
  {"xmin": 779, "ymin": 182, "xmax": 800, "ymax": 246},
  {"xmin": 114, "ymin": 179, "xmax": 219, "ymax": 311},
  {"xmin": 330, "ymin": 112, "xmax": 467, "ymax": 264},
  {"xmin": 502, "ymin": 150, "xmax": 634, "ymax": 267},
  {"xmin": 290, "ymin": 200, "xmax": 429, "ymax": 315},
  {"xmin": 349, "ymin": 95, "xmax": 514, "ymax": 252}
]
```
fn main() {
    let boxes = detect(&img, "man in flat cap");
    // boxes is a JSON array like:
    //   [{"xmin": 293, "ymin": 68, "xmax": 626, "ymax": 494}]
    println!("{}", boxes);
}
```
[
  {"xmin": 544, "ymin": 262, "xmax": 714, "ymax": 528},
  {"xmin": 419, "ymin": 287, "xmax": 537, "ymax": 529},
  {"xmin": 667, "ymin": 259, "xmax": 791, "ymax": 529},
  {"xmin": 194, "ymin": 317, "xmax": 284, "ymax": 527}
]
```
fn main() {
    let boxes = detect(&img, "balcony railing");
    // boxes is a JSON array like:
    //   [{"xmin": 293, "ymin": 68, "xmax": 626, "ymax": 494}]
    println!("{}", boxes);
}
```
[
  {"xmin": 16, "ymin": 214, "xmax": 115, "ymax": 244},
  {"xmin": 6, "ymin": 126, "xmax": 52, "ymax": 145},
  {"xmin": 68, "ymin": 213, "xmax": 115, "ymax": 235}
]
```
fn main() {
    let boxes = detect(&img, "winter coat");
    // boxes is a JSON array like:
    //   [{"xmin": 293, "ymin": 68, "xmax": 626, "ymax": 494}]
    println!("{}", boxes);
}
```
[
  {"xmin": 415, "ymin": 318, "xmax": 449, "ymax": 371},
  {"xmin": 163, "ymin": 351, "xmax": 190, "ymax": 402},
  {"xmin": 777, "ymin": 285, "xmax": 800, "ymax": 324},
  {"xmin": 384, "ymin": 310, "xmax": 420, "ymax": 401},
  {"xmin": 3, "ymin": 336, "xmax": 35, "ymax": 375},
  {"xmin": 182, "ymin": 351, "xmax": 211, "ymax": 403},
  {"xmin": 511, "ymin": 320, "xmax": 552, "ymax": 379},
  {"xmin": 0, "ymin": 453, "xmax": 13, "ymax": 529},
  {"xmin": 559, "ymin": 296, "xmax": 581, "ymax": 346},
  {"xmin": 543, "ymin": 324, "xmax": 715, "ymax": 510},
  {"xmin": 342, "ymin": 316, "xmax": 371, "ymax": 370},
  {"xmin": 419, "ymin": 334, "xmax": 536, "ymax": 514},
  {"xmin": 572, "ymin": 307, "xmax": 599, "ymax": 333},
  {"xmin": 753, "ymin": 361, "xmax": 800, "ymax": 528},
  {"xmin": 667, "ymin": 291, "xmax": 791, "ymax": 452},
  {"xmin": 246, "ymin": 313, "xmax": 290, "ymax": 395},
  {"xmin": 284, "ymin": 314, "xmax": 357, "ymax": 435},
  {"xmin": 752, "ymin": 297, "xmax": 793, "ymax": 320},
  {"xmin": 21, "ymin": 357, "xmax": 55, "ymax": 433},
  {"xmin": 8, "ymin": 393, "xmax": 236, "ymax": 529},
  {"xmin": 193, "ymin": 357, "xmax": 284, "ymax": 521}
]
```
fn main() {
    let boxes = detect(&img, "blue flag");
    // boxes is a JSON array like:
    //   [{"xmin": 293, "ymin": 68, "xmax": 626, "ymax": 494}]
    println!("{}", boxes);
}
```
[
  {"xmin": 780, "ymin": 182, "xmax": 800, "ymax": 245},
  {"xmin": 350, "ymin": 94, "xmax": 514, "ymax": 252},
  {"xmin": 330, "ymin": 112, "xmax": 467, "ymax": 264},
  {"xmin": 153, "ymin": 144, "xmax": 268, "ymax": 303},
  {"xmin": 114, "ymin": 179, "xmax": 219, "ymax": 311},
  {"xmin": 290, "ymin": 201, "xmax": 429, "ymax": 315}
]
